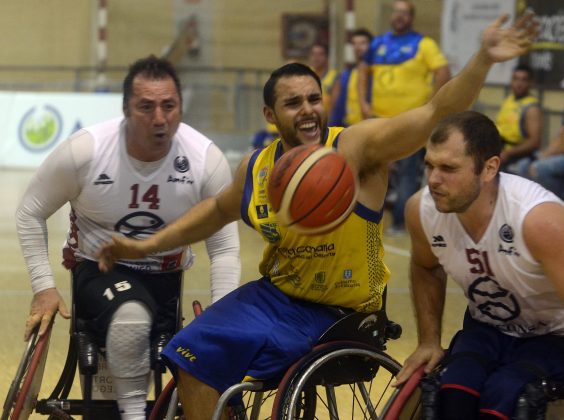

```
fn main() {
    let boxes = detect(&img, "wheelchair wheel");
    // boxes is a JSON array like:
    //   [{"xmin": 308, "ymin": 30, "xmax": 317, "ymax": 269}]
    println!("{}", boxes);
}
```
[
  {"xmin": 2, "ymin": 322, "xmax": 53, "ymax": 420},
  {"xmin": 271, "ymin": 341, "xmax": 401, "ymax": 419},
  {"xmin": 380, "ymin": 365, "xmax": 427, "ymax": 420}
]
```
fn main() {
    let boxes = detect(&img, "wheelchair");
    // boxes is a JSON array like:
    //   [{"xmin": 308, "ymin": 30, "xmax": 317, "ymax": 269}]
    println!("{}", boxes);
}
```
[
  {"xmin": 379, "ymin": 355, "xmax": 564, "ymax": 420},
  {"xmin": 150, "ymin": 303, "xmax": 406, "ymax": 420},
  {"xmin": 2, "ymin": 271, "xmax": 184, "ymax": 420}
]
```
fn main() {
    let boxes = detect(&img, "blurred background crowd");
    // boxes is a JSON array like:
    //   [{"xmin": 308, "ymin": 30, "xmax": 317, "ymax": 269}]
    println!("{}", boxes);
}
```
[{"xmin": 0, "ymin": 0, "xmax": 562, "ymax": 209}]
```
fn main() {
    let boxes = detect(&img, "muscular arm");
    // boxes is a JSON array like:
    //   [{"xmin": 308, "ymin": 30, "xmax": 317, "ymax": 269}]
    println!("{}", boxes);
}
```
[
  {"xmin": 501, "ymin": 105, "xmax": 543, "ymax": 163},
  {"xmin": 523, "ymin": 202, "xmax": 564, "ymax": 301},
  {"xmin": 338, "ymin": 13, "xmax": 537, "ymax": 173},
  {"xmin": 394, "ymin": 191, "xmax": 447, "ymax": 385},
  {"xmin": 201, "ymin": 144, "xmax": 241, "ymax": 302}
]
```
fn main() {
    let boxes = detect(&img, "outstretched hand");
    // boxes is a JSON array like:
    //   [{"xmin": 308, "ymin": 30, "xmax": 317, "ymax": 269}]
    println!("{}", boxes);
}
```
[
  {"xmin": 481, "ymin": 11, "xmax": 538, "ymax": 63},
  {"xmin": 97, "ymin": 235, "xmax": 150, "ymax": 273}
]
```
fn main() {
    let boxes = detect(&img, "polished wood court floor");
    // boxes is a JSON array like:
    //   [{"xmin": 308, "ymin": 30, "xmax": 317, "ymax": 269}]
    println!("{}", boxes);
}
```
[{"xmin": 1, "ymin": 168, "xmax": 560, "ymax": 418}]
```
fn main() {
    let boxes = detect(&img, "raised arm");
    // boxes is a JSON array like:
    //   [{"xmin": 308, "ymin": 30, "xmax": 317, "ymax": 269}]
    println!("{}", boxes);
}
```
[
  {"xmin": 339, "ymin": 13, "xmax": 538, "ymax": 171},
  {"xmin": 98, "ymin": 154, "xmax": 249, "ymax": 273},
  {"xmin": 393, "ymin": 191, "xmax": 447, "ymax": 386}
]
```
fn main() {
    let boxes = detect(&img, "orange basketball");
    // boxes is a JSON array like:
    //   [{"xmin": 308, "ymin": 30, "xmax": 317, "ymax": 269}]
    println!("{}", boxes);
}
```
[{"xmin": 268, "ymin": 144, "xmax": 358, "ymax": 235}]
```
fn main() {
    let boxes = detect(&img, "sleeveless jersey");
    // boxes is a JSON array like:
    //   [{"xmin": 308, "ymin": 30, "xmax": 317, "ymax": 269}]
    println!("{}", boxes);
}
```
[
  {"xmin": 64, "ymin": 118, "xmax": 213, "ymax": 273},
  {"xmin": 241, "ymin": 127, "xmax": 390, "ymax": 312},
  {"xmin": 364, "ymin": 31, "xmax": 448, "ymax": 117},
  {"xmin": 495, "ymin": 94, "xmax": 540, "ymax": 147},
  {"xmin": 419, "ymin": 173, "xmax": 564, "ymax": 337}
]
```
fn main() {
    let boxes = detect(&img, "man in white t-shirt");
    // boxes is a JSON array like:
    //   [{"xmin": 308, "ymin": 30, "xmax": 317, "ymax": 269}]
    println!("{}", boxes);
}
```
[
  {"xmin": 395, "ymin": 111, "xmax": 564, "ymax": 419},
  {"xmin": 16, "ymin": 55, "xmax": 241, "ymax": 419}
]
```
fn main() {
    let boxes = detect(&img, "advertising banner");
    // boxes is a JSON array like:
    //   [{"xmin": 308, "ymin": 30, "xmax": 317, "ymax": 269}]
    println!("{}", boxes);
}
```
[
  {"xmin": 0, "ymin": 91, "xmax": 121, "ymax": 168},
  {"xmin": 441, "ymin": 0, "xmax": 517, "ymax": 84},
  {"xmin": 522, "ymin": 0, "xmax": 564, "ymax": 89}
]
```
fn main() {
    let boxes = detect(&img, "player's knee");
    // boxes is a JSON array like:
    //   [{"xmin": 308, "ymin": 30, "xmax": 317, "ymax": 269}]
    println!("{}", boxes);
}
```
[{"xmin": 106, "ymin": 301, "xmax": 152, "ymax": 378}]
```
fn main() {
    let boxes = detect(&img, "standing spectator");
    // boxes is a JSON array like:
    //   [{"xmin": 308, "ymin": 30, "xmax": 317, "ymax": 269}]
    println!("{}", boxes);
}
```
[
  {"xmin": 308, "ymin": 42, "xmax": 338, "ymax": 114},
  {"xmin": 395, "ymin": 111, "xmax": 563, "ymax": 419},
  {"xmin": 495, "ymin": 64, "xmax": 543, "ymax": 173},
  {"xmin": 16, "ymin": 55, "xmax": 241, "ymax": 419},
  {"xmin": 517, "ymin": 112, "xmax": 564, "ymax": 199},
  {"xmin": 358, "ymin": 0, "xmax": 451, "ymax": 234},
  {"xmin": 329, "ymin": 28, "xmax": 373, "ymax": 127}
]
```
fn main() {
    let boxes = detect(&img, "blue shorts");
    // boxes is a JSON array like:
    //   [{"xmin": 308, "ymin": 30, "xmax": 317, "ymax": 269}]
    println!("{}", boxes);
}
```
[
  {"xmin": 440, "ymin": 311, "xmax": 564, "ymax": 418},
  {"xmin": 161, "ymin": 278, "xmax": 341, "ymax": 394}
]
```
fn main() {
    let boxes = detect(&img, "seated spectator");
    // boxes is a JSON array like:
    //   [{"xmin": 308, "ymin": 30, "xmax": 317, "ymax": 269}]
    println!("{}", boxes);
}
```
[
  {"xmin": 517, "ymin": 113, "xmax": 564, "ymax": 199},
  {"xmin": 495, "ymin": 64, "xmax": 543, "ymax": 173}
]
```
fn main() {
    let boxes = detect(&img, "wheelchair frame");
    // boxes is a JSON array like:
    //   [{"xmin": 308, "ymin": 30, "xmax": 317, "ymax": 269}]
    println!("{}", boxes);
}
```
[
  {"xmin": 150, "ymin": 307, "xmax": 406, "ymax": 420},
  {"xmin": 2, "ymin": 272, "xmax": 184, "ymax": 420}
]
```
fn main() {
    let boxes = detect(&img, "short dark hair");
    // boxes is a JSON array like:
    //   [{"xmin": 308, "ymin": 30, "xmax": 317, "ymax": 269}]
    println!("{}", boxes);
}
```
[
  {"xmin": 122, "ymin": 55, "xmax": 182, "ymax": 109},
  {"xmin": 513, "ymin": 63, "xmax": 534, "ymax": 80},
  {"xmin": 263, "ymin": 63, "xmax": 321, "ymax": 109},
  {"xmin": 429, "ymin": 111, "xmax": 502, "ymax": 174},
  {"xmin": 352, "ymin": 28, "xmax": 373, "ymax": 41}
]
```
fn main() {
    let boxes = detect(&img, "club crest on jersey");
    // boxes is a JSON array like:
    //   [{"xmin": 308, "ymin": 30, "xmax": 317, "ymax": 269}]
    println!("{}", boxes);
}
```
[
  {"xmin": 174, "ymin": 156, "xmax": 190, "ymax": 173},
  {"xmin": 256, "ymin": 204, "xmax": 268, "ymax": 219},
  {"xmin": 499, "ymin": 224, "xmax": 514, "ymax": 243}
]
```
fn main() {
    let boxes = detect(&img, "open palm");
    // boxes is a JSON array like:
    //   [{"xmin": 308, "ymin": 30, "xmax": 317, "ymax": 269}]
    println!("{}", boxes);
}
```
[{"xmin": 482, "ymin": 12, "xmax": 538, "ymax": 63}]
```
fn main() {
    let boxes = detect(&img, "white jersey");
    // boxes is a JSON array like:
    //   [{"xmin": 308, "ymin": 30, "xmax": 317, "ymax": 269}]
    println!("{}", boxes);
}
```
[
  {"xmin": 17, "ymin": 118, "xmax": 241, "ymax": 301},
  {"xmin": 65, "ymin": 118, "xmax": 210, "ymax": 272},
  {"xmin": 420, "ymin": 173, "xmax": 564, "ymax": 337}
]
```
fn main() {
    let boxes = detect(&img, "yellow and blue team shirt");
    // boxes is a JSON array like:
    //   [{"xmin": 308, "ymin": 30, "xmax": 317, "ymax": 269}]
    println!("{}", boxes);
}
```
[
  {"xmin": 364, "ymin": 31, "xmax": 448, "ymax": 117},
  {"xmin": 495, "ymin": 94, "xmax": 540, "ymax": 149},
  {"xmin": 241, "ymin": 127, "xmax": 390, "ymax": 313},
  {"xmin": 329, "ymin": 66, "xmax": 364, "ymax": 127},
  {"xmin": 321, "ymin": 68, "xmax": 338, "ymax": 112}
]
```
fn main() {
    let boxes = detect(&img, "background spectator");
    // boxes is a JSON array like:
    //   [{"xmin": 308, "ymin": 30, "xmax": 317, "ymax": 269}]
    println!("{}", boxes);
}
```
[
  {"xmin": 358, "ymin": 0, "xmax": 451, "ymax": 234},
  {"xmin": 495, "ymin": 64, "xmax": 543, "ymax": 173},
  {"xmin": 329, "ymin": 28, "xmax": 373, "ymax": 127}
]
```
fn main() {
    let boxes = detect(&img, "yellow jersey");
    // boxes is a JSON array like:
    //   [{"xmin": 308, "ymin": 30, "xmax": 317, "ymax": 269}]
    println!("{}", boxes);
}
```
[
  {"xmin": 365, "ymin": 32, "xmax": 448, "ymax": 117},
  {"xmin": 495, "ymin": 94, "xmax": 540, "ymax": 148},
  {"xmin": 241, "ymin": 127, "xmax": 390, "ymax": 313}
]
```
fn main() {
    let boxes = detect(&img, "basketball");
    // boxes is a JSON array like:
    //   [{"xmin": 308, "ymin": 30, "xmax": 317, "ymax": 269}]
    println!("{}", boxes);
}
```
[{"xmin": 268, "ymin": 144, "xmax": 358, "ymax": 235}]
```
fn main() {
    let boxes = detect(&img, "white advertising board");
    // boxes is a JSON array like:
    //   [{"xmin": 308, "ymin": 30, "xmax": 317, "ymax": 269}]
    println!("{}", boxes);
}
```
[
  {"xmin": 441, "ymin": 0, "xmax": 517, "ymax": 84},
  {"xmin": 0, "ymin": 91, "xmax": 122, "ymax": 168}
]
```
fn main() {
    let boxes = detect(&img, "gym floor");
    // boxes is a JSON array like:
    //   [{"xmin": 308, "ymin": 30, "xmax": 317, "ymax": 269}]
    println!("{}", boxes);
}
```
[{"xmin": 0, "ymin": 167, "xmax": 502, "ymax": 418}]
